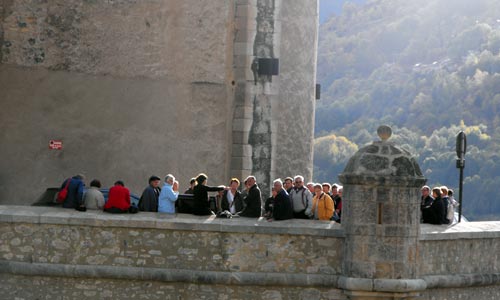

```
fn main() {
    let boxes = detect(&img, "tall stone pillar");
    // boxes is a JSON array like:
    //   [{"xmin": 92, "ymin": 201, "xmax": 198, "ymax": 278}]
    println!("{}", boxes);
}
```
[{"xmin": 338, "ymin": 126, "xmax": 427, "ymax": 300}]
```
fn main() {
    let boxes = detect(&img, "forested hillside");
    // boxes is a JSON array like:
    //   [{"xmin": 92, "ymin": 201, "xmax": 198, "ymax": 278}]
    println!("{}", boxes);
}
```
[{"xmin": 314, "ymin": 0, "xmax": 500, "ymax": 220}]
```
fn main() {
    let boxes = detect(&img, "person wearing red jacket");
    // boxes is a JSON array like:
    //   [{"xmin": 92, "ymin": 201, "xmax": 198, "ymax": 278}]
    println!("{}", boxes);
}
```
[{"xmin": 104, "ymin": 181, "xmax": 131, "ymax": 213}]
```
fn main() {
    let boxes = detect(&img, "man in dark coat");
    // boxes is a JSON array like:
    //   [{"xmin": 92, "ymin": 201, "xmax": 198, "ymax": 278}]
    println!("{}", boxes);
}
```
[
  {"xmin": 271, "ymin": 179, "xmax": 293, "ymax": 221},
  {"xmin": 219, "ymin": 178, "xmax": 244, "ymax": 214},
  {"xmin": 138, "ymin": 175, "xmax": 162, "ymax": 212},
  {"xmin": 238, "ymin": 176, "xmax": 262, "ymax": 218},
  {"xmin": 61, "ymin": 174, "xmax": 85, "ymax": 209}
]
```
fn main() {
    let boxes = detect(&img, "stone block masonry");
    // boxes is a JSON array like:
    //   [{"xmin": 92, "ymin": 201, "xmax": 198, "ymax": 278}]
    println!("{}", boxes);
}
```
[
  {"xmin": 2, "ymin": 206, "xmax": 500, "ymax": 299},
  {"xmin": 0, "ymin": 206, "xmax": 345, "ymax": 299}
]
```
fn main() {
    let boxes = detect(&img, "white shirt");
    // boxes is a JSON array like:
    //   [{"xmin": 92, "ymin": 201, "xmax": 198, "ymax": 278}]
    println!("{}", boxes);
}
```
[{"xmin": 227, "ymin": 190, "xmax": 235, "ymax": 214}]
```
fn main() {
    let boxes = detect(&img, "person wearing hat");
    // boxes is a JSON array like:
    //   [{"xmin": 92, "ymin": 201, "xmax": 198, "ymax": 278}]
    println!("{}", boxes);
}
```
[{"xmin": 138, "ymin": 175, "xmax": 162, "ymax": 212}]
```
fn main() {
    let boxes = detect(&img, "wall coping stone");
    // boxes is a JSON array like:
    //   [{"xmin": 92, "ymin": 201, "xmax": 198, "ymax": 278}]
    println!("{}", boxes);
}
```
[
  {"xmin": 0, "ymin": 205, "xmax": 344, "ymax": 237},
  {"xmin": 423, "ymin": 273, "xmax": 500, "ymax": 289},
  {"xmin": 420, "ymin": 222, "xmax": 500, "ymax": 240},
  {"xmin": 338, "ymin": 276, "xmax": 427, "ymax": 293}
]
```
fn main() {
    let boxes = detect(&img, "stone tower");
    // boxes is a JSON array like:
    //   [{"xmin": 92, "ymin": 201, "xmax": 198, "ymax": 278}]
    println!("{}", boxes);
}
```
[
  {"xmin": 0, "ymin": 0, "xmax": 318, "ymax": 203},
  {"xmin": 338, "ymin": 125, "xmax": 427, "ymax": 300}
]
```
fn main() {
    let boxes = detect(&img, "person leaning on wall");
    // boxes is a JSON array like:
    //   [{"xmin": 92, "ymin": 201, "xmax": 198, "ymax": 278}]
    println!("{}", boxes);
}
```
[
  {"xmin": 158, "ymin": 174, "xmax": 179, "ymax": 214},
  {"xmin": 103, "ymin": 180, "xmax": 132, "ymax": 213},
  {"xmin": 192, "ymin": 173, "xmax": 226, "ymax": 216}
]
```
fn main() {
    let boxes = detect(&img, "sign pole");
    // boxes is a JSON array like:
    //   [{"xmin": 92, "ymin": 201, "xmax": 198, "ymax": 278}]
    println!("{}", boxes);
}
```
[
  {"xmin": 456, "ymin": 131, "xmax": 467, "ymax": 223},
  {"xmin": 458, "ymin": 166, "xmax": 464, "ymax": 223}
]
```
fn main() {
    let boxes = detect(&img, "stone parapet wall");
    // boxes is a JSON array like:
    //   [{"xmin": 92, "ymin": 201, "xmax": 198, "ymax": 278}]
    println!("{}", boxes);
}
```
[
  {"xmin": 420, "ymin": 222, "xmax": 500, "ymax": 276},
  {"xmin": 0, "ymin": 206, "xmax": 344, "ymax": 299},
  {"xmin": 2, "ymin": 206, "xmax": 500, "ymax": 299},
  {"xmin": 0, "ymin": 273, "xmax": 346, "ymax": 300}
]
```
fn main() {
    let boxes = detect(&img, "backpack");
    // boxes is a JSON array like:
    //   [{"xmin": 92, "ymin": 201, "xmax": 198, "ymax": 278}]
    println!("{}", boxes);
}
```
[{"xmin": 56, "ymin": 178, "xmax": 71, "ymax": 203}]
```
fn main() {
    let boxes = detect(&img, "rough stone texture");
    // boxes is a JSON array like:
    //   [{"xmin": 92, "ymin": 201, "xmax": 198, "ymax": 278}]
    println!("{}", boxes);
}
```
[
  {"xmin": 0, "ymin": 205, "xmax": 346, "ymax": 299},
  {"xmin": 3, "ymin": 208, "xmax": 500, "ymax": 298},
  {"xmin": 420, "ymin": 286, "xmax": 500, "ymax": 300},
  {"xmin": 339, "ymin": 137, "xmax": 426, "ymax": 283},
  {"xmin": 343, "ymin": 142, "xmax": 423, "ymax": 178},
  {"xmin": 229, "ymin": 0, "xmax": 319, "ymax": 196},
  {"xmin": 0, "ymin": 206, "xmax": 344, "ymax": 276},
  {"xmin": 420, "ymin": 222, "xmax": 500, "ymax": 276},
  {"xmin": 0, "ymin": 0, "xmax": 230, "ymax": 81},
  {"xmin": 0, "ymin": 273, "xmax": 347, "ymax": 300}
]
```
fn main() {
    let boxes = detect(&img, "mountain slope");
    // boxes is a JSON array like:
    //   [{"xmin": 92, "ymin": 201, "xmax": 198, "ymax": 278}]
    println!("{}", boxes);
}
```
[{"xmin": 314, "ymin": 0, "xmax": 500, "ymax": 220}]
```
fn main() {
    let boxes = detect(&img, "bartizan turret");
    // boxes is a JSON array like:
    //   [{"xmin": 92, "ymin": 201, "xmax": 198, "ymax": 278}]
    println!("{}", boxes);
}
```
[{"xmin": 338, "ymin": 125, "xmax": 427, "ymax": 300}]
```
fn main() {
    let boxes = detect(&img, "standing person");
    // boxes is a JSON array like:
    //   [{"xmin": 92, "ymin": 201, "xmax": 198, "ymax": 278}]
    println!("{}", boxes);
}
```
[
  {"xmin": 60, "ymin": 174, "xmax": 85, "ymax": 209},
  {"xmin": 184, "ymin": 178, "xmax": 196, "ymax": 194},
  {"xmin": 331, "ymin": 184, "xmax": 342, "ymax": 222},
  {"xmin": 238, "ymin": 176, "xmax": 262, "ymax": 218},
  {"xmin": 219, "ymin": 178, "xmax": 244, "ymax": 214},
  {"xmin": 447, "ymin": 189, "xmax": 459, "ymax": 223},
  {"xmin": 306, "ymin": 182, "xmax": 315, "ymax": 194},
  {"xmin": 440, "ymin": 186, "xmax": 450, "ymax": 224},
  {"xmin": 271, "ymin": 179, "xmax": 293, "ymax": 221},
  {"xmin": 311, "ymin": 183, "xmax": 334, "ymax": 221},
  {"xmin": 158, "ymin": 174, "xmax": 179, "ymax": 213},
  {"xmin": 425, "ymin": 187, "xmax": 446, "ymax": 225},
  {"xmin": 83, "ymin": 179, "xmax": 105, "ymax": 210},
  {"xmin": 104, "ymin": 181, "xmax": 131, "ymax": 213},
  {"xmin": 138, "ymin": 175, "xmax": 162, "ymax": 212},
  {"xmin": 421, "ymin": 185, "xmax": 434, "ymax": 223},
  {"xmin": 322, "ymin": 183, "xmax": 333, "ymax": 197},
  {"xmin": 263, "ymin": 187, "xmax": 277, "ymax": 219},
  {"xmin": 283, "ymin": 177, "xmax": 294, "ymax": 194},
  {"xmin": 289, "ymin": 175, "xmax": 313, "ymax": 219},
  {"xmin": 192, "ymin": 173, "xmax": 225, "ymax": 216}
]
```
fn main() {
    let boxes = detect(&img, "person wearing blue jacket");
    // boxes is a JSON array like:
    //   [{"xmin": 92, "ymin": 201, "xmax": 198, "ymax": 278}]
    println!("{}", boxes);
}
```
[
  {"xmin": 158, "ymin": 174, "xmax": 179, "ymax": 213},
  {"xmin": 60, "ymin": 174, "xmax": 85, "ymax": 209}
]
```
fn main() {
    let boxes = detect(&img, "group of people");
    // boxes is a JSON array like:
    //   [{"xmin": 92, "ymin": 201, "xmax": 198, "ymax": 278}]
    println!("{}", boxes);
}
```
[
  {"xmin": 58, "ymin": 174, "xmax": 460, "ymax": 225},
  {"xmin": 138, "ymin": 173, "xmax": 344, "ymax": 222},
  {"xmin": 420, "ymin": 185, "xmax": 459, "ymax": 225},
  {"xmin": 58, "ymin": 174, "xmax": 136, "ymax": 213},
  {"xmin": 262, "ymin": 176, "xmax": 343, "ymax": 222},
  {"xmin": 57, "ymin": 173, "xmax": 344, "ymax": 222}
]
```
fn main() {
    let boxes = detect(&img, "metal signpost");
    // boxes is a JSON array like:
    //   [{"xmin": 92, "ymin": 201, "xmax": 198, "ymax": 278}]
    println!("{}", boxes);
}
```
[{"xmin": 456, "ymin": 131, "xmax": 467, "ymax": 223}]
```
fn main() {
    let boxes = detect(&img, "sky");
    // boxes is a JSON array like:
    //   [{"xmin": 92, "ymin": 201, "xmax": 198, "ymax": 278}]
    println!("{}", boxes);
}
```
[{"xmin": 319, "ymin": 0, "xmax": 367, "ymax": 23}]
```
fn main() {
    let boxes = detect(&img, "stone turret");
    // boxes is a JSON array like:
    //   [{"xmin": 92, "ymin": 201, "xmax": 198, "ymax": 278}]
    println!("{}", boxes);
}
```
[{"xmin": 338, "ymin": 125, "xmax": 427, "ymax": 300}]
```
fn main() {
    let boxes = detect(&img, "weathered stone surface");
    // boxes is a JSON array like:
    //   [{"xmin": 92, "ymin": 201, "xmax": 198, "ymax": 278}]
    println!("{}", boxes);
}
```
[
  {"xmin": 1, "ymin": 0, "xmax": 231, "ymax": 82},
  {"xmin": 0, "ymin": 273, "xmax": 346, "ymax": 300},
  {"xmin": 0, "ymin": 206, "xmax": 344, "ymax": 275}
]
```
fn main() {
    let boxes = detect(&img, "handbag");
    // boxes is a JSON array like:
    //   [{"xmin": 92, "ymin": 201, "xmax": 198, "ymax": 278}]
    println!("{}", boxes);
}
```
[{"xmin": 56, "ymin": 178, "xmax": 71, "ymax": 203}]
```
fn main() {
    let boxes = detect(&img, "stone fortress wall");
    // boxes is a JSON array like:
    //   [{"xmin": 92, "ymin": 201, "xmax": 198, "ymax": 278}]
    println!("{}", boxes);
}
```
[
  {"xmin": 0, "ymin": 206, "xmax": 500, "ymax": 299},
  {"xmin": 0, "ymin": 0, "xmax": 318, "ymax": 204}
]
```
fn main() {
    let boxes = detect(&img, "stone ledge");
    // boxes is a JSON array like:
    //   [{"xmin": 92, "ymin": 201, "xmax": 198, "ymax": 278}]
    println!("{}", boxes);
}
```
[
  {"xmin": 0, "ymin": 206, "xmax": 344, "ymax": 237},
  {"xmin": 420, "ymin": 222, "xmax": 500, "ymax": 240},
  {"xmin": 423, "ymin": 273, "xmax": 500, "ymax": 289},
  {"xmin": 338, "ymin": 276, "xmax": 427, "ymax": 293},
  {"xmin": 0, "ymin": 260, "xmax": 339, "ymax": 288}
]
